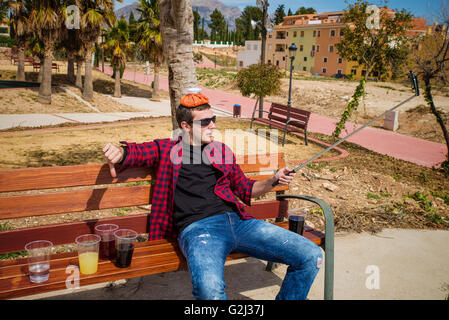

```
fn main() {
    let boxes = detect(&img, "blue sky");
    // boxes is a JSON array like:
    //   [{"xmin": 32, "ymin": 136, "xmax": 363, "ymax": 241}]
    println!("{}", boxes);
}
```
[{"xmin": 115, "ymin": 0, "xmax": 445, "ymax": 24}]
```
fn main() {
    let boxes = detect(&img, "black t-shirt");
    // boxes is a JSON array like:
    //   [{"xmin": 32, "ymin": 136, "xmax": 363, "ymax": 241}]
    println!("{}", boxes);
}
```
[{"xmin": 173, "ymin": 142, "xmax": 236, "ymax": 233}]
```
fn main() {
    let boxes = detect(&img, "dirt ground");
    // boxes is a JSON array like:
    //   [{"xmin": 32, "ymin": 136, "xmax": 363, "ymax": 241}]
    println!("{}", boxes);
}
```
[
  {"xmin": 0, "ymin": 60, "xmax": 168, "ymax": 114},
  {"xmin": 0, "ymin": 58, "xmax": 448, "ymax": 239}
]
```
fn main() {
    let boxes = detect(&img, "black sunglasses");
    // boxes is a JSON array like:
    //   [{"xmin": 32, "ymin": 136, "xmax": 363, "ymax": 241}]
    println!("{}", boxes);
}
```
[{"xmin": 190, "ymin": 115, "xmax": 216, "ymax": 127}]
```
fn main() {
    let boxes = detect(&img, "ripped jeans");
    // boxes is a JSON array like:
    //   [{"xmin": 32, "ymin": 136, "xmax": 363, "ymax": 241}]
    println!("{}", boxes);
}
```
[{"xmin": 177, "ymin": 211, "xmax": 323, "ymax": 300}]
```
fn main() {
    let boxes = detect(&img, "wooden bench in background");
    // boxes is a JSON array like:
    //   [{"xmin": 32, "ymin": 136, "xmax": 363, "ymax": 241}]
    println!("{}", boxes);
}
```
[
  {"xmin": 251, "ymin": 103, "xmax": 311, "ymax": 147},
  {"xmin": 33, "ymin": 62, "xmax": 59, "ymax": 73},
  {"xmin": 12, "ymin": 57, "xmax": 35, "ymax": 65},
  {"xmin": 0, "ymin": 153, "xmax": 334, "ymax": 300}
]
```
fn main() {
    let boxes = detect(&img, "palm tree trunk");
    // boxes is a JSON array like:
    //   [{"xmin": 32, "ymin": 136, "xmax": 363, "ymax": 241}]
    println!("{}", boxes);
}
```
[
  {"xmin": 76, "ymin": 60, "xmax": 83, "ymax": 89},
  {"xmin": 16, "ymin": 45, "xmax": 25, "ymax": 81},
  {"xmin": 38, "ymin": 48, "xmax": 53, "ymax": 104},
  {"xmin": 83, "ymin": 49, "xmax": 94, "ymax": 101},
  {"xmin": 151, "ymin": 62, "xmax": 161, "ymax": 101},
  {"xmin": 114, "ymin": 64, "xmax": 121, "ymax": 98},
  {"xmin": 37, "ymin": 56, "xmax": 44, "ymax": 83},
  {"xmin": 67, "ymin": 53, "xmax": 75, "ymax": 84},
  {"xmin": 159, "ymin": 0, "xmax": 197, "ymax": 130}
]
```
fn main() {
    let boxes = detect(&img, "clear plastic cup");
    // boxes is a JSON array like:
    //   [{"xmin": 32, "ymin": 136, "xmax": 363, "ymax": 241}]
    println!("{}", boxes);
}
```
[
  {"xmin": 75, "ymin": 234, "xmax": 101, "ymax": 275},
  {"xmin": 25, "ymin": 240, "xmax": 53, "ymax": 283},
  {"xmin": 114, "ymin": 229, "xmax": 138, "ymax": 268},
  {"xmin": 94, "ymin": 223, "xmax": 119, "ymax": 260},
  {"xmin": 288, "ymin": 208, "xmax": 308, "ymax": 235}
]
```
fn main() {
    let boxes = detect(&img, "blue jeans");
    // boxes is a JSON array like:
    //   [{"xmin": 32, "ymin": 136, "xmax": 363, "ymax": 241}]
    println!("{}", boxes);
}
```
[{"xmin": 177, "ymin": 212, "xmax": 323, "ymax": 300}]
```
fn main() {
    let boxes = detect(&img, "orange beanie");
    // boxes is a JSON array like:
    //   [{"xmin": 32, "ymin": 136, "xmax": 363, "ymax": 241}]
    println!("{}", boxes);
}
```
[{"xmin": 180, "ymin": 89, "xmax": 209, "ymax": 108}]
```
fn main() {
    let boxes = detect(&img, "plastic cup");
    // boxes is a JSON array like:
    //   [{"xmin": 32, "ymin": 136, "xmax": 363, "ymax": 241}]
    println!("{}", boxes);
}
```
[
  {"xmin": 288, "ymin": 208, "xmax": 308, "ymax": 235},
  {"xmin": 25, "ymin": 240, "xmax": 53, "ymax": 283},
  {"xmin": 94, "ymin": 223, "xmax": 119, "ymax": 260},
  {"xmin": 75, "ymin": 234, "xmax": 101, "ymax": 275},
  {"xmin": 114, "ymin": 229, "xmax": 138, "ymax": 268}
]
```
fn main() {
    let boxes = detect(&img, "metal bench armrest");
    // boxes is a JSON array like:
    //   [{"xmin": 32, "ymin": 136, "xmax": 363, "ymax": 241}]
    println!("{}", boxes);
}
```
[{"xmin": 276, "ymin": 194, "xmax": 334, "ymax": 300}]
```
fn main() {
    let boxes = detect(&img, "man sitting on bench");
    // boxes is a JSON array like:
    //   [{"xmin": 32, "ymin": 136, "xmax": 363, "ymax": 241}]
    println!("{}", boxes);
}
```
[{"xmin": 102, "ymin": 90, "xmax": 323, "ymax": 300}]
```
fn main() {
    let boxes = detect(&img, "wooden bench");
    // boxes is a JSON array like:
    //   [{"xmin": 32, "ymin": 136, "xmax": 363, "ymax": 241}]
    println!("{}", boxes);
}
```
[
  {"xmin": 251, "ymin": 103, "xmax": 311, "ymax": 147},
  {"xmin": 12, "ymin": 57, "xmax": 34, "ymax": 65},
  {"xmin": 33, "ymin": 62, "xmax": 59, "ymax": 73},
  {"xmin": 0, "ymin": 153, "xmax": 334, "ymax": 300}
]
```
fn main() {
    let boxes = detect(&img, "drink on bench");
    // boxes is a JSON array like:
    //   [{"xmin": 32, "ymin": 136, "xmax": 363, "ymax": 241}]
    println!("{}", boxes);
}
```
[
  {"xmin": 95, "ymin": 223, "xmax": 119, "ymax": 260},
  {"xmin": 114, "ymin": 229, "xmax": 138, "ymax": 268},
  {"xmin": 25, "ymin": 240, "xmax": 53, "ymax": 283},
  {"xmin": 115, "ymin": 243, "xmax": 135, "ymax": 268},
  {"xmin": 288, "ymin": 209, "xmax": 308, "ymax": 235},
  {"xmin": 75, "ymin": 234, "xmax": 101, "ymax": 275}
]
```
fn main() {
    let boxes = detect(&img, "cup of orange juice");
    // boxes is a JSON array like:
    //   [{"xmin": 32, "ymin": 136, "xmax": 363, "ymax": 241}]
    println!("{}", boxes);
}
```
[{"xmin": 75, "ymin": 234, "xmax": 101, "ymax": 275}]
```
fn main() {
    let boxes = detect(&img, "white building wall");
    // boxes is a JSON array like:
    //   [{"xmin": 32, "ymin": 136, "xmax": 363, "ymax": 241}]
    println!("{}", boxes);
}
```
[{"xmin": 237, "ymin": 40, "xmax": 261, "ymax": 69}]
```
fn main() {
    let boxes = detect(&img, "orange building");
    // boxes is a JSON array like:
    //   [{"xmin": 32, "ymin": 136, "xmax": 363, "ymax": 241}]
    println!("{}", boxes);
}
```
[{"xmin": 265, "ymin": 9, "xmax": 429, "ymax": 80}]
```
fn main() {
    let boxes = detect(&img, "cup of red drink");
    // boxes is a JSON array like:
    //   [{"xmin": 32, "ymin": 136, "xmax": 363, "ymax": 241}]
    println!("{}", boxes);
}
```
[
  {"xmin": 288, "ymin": 208, "xmax": 308, "ymax": 235},
  {"xmin": 113, "ymin": 229, "xmax": 138, "ymax": 268},
  {"xmin": 95, "ymin": 223, "xmax": 119, "ymax": 260}
]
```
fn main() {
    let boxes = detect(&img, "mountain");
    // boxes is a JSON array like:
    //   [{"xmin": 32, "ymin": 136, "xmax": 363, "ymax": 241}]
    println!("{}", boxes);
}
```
[{"xmin": 114, "ymin": 0, "xmax": 241, "ymax": 32}]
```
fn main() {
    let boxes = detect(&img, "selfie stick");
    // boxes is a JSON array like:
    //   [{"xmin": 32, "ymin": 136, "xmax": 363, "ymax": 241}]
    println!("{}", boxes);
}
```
[{"xmin": 272, "ymin": 71, "xmax": 420, "ymax": 187}]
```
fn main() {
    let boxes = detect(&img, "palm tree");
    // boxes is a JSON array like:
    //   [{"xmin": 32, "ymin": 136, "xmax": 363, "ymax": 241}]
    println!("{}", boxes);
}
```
[
  {"xmin": 137, "ymin": 0, "xmax": 164, "ymax": 101},
  {"xmin": 103, "ymin": 18, "xmax": 131, "ymax": 97},
  {"xmin": 79, "ymin": 0, "xmax": 115, "ymax": 101},
  {"xmin": 9, "ymin": 0, "xmax": 29, "ymax": 81},
  {"xmin": 28, "ymin": 0, "xmax": 65, "ymax": 104},
  {"xmin": 158, "ymin": 0, "xmax": 197, "ymax": 130}
]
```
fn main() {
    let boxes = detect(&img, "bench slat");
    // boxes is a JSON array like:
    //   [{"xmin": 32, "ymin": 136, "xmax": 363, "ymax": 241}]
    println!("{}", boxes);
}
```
[
  {"xmin": 0, "ymin": 185, "xmax": 153, "ymax": 220},
  {"xmin": 0, "ymin": 154, "xmax": 285, "ymax": 193},
  {"xmin": 0, "ymin": 165, "xmax": 154, "ymax": 193}
]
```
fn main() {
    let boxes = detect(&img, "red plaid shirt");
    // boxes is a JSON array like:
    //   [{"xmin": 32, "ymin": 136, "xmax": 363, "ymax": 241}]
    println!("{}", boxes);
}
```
[{"xmin": 120, "ymin": 136, "xmax": 256, "ymax": 240}]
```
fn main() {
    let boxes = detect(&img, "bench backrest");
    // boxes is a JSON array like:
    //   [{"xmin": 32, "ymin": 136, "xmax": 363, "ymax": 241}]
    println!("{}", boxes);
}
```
[
  {"xmin": 269, "ymin": 103, "xmax": 311, "ymax": 130},
  {"xmin": 0, "ymin": 153, "xmax": 289, "ymax": 254}
]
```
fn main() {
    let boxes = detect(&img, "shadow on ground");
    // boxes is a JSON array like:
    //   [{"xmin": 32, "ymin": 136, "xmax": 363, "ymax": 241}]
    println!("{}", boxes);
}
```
[{"xmin": 41, "ymin": 258, "xmax": 284, "ymax": 300}]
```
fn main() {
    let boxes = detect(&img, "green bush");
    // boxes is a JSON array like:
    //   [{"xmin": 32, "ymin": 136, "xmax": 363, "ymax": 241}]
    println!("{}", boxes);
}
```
[
  {"xmin": 0, "ymin": 35, "xmax": 16, "ymax": 48},
  {"xmin": 236, "ymin": 63, "xmax": 283, "ymax": 98}
]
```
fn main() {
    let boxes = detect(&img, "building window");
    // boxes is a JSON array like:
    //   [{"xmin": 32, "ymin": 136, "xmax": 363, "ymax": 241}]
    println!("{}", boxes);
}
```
[
  {"xmin": 268, "ymin": 45, "xmax": 272, "ymax": 51},
  {"xmin": 300, "ymin": 31, "xmax": 304, "ymax": 37},
  {"xmin": 253, "ymin": 44, "xmax": 258, "ymax": 50},
  {"xmin": 303, "ymin": 66, "xmax": 307, "ymax": 71},
  {"xmin": 330, "ymin": 29, "xmax": 336, "ymax": 37},
  {"xmin": 300, "ymin": 45, "xmax": 303, "ymax": 52},
  {"xmin": 293, "ymin": 31, "xmax": 297, "ymax": 37},
  {"xmin": 323, "ymin": 57, "xmax": 328, "ymax": 63},
  {"xmin": 316, "ymin": 45, "xmax": 320, "ymax": 52},
  {"xmin": 322, "ymin": 68, "xmax": 327, "ymax": 73},
  {"xmin": 351, "ymin": 69, "xmax": 357, "ymax": 75},
  {"xmin": 283, "ymin": 56, "xmax": 286, "ymax": 61},
  {"xmin": 317, "ymin": 30, "xmax": 321, "ymax": 37},
  {"xmin": 276, "ymin": 60, "xmax": 279, "ymax": 66},
  {"xmin": 337, "ymin": 69, "xmax": 342, "ymax": 75},
  {"xmin": 304, "ymin": 57, "xmax": 307, "ymax": 61},
  {"xmin": 246, "ymin": 44, "xmax": 251, "ymax": 50},
  {"xmin": 268, "ymin": 60, "xmax": 271, "ymax": 64},
  {"xmin": 313, "ymin": 30, "xmax": 316, "ymax": 37},
  {"xmin": 338, "ymin": 57, "xmax": 343, "ymax": 63},
  {"xmin": 340, "ymin": 29, "xmax": 344, "ymax": 36},
  {"xmin": 329, "ymin": 45, "xmax": 334, "ymax": 53}
]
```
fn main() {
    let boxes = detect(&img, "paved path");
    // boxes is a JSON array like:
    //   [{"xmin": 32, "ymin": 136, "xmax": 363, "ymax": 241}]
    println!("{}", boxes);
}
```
[{"xmin": 102, "ymin": 66, "xmax": 447, "ymax": 168}]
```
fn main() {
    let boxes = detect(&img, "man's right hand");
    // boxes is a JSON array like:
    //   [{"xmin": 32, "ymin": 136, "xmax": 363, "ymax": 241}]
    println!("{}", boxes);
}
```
[{"xmin": 103, "ymin": 143, "xmax": 124, "ymax": 178}]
